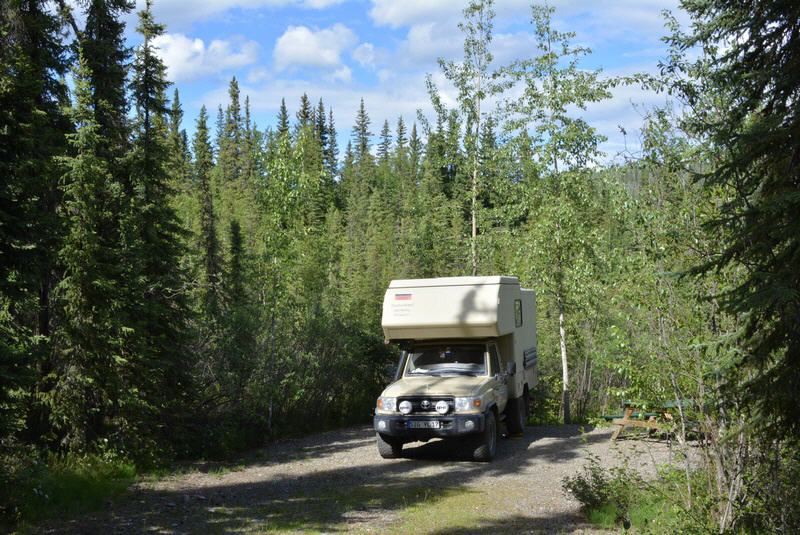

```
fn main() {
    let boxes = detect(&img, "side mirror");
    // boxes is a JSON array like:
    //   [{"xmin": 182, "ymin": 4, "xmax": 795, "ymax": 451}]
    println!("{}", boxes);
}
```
[{"xmin": 506, "ymin": 361, "xmax": 517, "ymax": 376}]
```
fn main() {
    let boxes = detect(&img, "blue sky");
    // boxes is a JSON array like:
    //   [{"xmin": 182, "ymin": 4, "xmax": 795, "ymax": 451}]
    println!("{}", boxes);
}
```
[{"xmin": 121, "ymin": 0, "xmax": 688, "ymax": 160}]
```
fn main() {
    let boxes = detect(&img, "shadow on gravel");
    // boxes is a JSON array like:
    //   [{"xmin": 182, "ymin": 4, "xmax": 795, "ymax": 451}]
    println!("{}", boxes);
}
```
[{"xmin": 49, "ymin": 424, "xmax": 605, "ymax": 534}]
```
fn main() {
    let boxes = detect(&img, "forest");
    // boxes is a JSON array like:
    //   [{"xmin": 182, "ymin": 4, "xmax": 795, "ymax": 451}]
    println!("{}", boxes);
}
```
[{"xmin": 1, "ymin": 0, "xmax": 798, "ymax": 532}]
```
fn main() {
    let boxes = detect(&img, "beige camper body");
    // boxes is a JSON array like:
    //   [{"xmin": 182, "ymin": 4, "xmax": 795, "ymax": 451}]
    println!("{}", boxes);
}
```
[{"xmin": 381, "ymin": 276, "xmax": 537, "ymax": 399}]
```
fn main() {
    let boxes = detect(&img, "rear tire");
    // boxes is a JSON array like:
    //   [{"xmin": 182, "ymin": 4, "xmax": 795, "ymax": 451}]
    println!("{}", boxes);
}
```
[
  {"xmin": 376, "ymin": 433, "xmax": 403, "ymax": 459},
  {"xmin": 505, "ymin": 396, "xmax": 526, "ymax": 435},
  {"xmin": 523, "ymin": 387, "xmax": 531, "ymax": 420},
  {"xmin": 471, "ymin": 411, "xmax": 497, "ymax": 462}
]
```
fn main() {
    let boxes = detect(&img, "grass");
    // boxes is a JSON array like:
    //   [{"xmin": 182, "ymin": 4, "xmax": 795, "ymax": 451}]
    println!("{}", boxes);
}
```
[
  {"xmin": 584, "ymin": 491, "xmax": 672, "ymax": 529},
  {"xmin": 180, "ymin": 483, "xmax": 503, "ymax": 534},
  {"xmin": 5, "ymin": 452, "xmax": 136, "ymax": 532}
]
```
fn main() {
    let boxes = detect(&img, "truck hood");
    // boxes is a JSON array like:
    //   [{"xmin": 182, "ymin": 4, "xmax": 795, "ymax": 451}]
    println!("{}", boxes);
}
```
[{"xmin": 382, "ymin": 375, "xmax": 490, "ymax": 398}]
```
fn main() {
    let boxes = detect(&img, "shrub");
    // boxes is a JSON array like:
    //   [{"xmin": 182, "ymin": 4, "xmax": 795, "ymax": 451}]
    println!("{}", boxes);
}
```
[{"xmin": 562, "ymin": 453, "xmax": 643, "ymax": 526}]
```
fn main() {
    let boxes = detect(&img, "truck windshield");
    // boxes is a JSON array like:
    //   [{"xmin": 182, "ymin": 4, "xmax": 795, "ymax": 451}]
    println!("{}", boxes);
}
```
[{"xmin": 405, "ymin": 345, "xmax": 487, "ymax": 376}]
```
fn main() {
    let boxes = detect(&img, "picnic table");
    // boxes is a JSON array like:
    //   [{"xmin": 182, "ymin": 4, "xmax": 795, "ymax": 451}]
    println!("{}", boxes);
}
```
[{"xmin": 606, "ymin": 400, "xmax": 694, "ymax": 442}]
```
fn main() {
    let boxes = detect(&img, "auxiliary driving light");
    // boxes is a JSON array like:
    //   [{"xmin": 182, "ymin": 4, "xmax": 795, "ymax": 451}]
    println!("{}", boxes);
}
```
[
  {"xmin": 399, "ymin": 400, "xmax": 413, "ymax": 415},
  {"xmin": 378, "ymin": 420, "xmax": 387, "ymax": 430},
  {"xmin": 435, "ymin": 400, "xmax": 449, "ymax": 414},
  {"xmin": 465, "ymin": 420, "xmax": 475, "ymax": 430}
]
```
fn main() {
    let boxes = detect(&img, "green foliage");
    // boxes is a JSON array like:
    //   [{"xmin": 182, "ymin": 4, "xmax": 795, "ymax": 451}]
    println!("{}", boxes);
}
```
[
  {"xmin": 564, "ymin": 458, "xmax": 718, "ymax": 534},
  {"xmin": 665, "ymin": 0, "xmax": 800, "ymax": 443},
  {"xmin": 563, "ymin": 453, "xmax": 642, "ymax": 515},
  {"xmin": 1, "ymin": 447, "xmax": 135, "ymax": 528}
]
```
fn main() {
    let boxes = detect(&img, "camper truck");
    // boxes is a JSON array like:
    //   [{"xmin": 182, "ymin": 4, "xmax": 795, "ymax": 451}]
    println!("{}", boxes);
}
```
[{"xmin": 373, "ymin": 276, "xmax": 537, "ymax": 462}]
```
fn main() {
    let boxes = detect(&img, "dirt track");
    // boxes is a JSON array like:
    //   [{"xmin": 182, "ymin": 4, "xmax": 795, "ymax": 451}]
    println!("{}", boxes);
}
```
[{"xmin": 42, "ymin": 424, "xmax": 679, "ymax": 534}]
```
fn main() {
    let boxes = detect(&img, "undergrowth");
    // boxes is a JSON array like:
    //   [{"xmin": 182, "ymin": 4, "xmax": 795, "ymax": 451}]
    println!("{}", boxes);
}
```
[{"xmin": 1, "ymin": 446, "xmax": 136, "ymax": 531}]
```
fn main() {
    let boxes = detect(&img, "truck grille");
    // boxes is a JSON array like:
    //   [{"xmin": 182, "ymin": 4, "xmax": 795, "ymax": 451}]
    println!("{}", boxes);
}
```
[{"xmin": 398, "ymin": 396, "xmax": 455, "ymax": 414}]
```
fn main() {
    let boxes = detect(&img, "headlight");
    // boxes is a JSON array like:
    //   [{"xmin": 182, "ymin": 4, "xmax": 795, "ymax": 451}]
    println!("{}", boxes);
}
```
[
  {"xmin": 399, "ymin": 400, "xmax": 413, "ymax": 415},
  {"xmin": 455, "ymin": 397, "xmax": 482, "ymax": 412},
  {"xmin": 377, "ymin": 397, "xmax": 396, "ymax": 412}
]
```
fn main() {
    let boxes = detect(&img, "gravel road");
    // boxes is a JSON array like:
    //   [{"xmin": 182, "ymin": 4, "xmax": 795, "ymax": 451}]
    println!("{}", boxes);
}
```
[{"xmin": 43, "ymin": 424, "xmax": 681, "ymax": 534}]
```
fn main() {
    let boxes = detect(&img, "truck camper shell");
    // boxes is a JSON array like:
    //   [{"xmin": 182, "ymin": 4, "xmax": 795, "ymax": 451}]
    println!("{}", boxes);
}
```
[
  {"xmin": 381, "ymin": 276, "xmax": 537, "ymax": 395},
  {"xmin": 382, "ymin": 276, "xmax": 527, "ymax": 341}
]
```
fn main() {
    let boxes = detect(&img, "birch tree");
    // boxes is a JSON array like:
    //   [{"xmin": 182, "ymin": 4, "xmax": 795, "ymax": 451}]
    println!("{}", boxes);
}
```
[
  {"xmin": 435, "ymin": 0, "xmax": 504, "ymax": 275},
  {"xmin": 505, "ymin": 4, "xmax": 618, "ymax": 423}
]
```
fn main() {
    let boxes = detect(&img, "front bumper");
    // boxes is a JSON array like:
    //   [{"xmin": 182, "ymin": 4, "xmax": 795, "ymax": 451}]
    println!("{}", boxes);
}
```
[{"xmin": 373, "ymin": 413, "xmax": 486, "ymax": 439}]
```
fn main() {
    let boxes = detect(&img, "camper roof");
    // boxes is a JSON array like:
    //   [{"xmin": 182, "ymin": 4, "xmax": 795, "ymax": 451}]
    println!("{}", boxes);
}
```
[{"xmin": 388, "ymin": 276, "xmax": 519, "ymax": 288}]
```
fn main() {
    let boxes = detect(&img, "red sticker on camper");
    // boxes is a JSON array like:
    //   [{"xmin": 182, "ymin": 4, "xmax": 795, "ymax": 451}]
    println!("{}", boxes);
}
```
[{"xmin": 395, "ymin": 293, "xmax": 412, "ymax": 300}]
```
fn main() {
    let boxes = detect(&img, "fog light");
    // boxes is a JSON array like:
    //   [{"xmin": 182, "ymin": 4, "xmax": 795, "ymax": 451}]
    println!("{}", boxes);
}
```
[
  {"xmin": 399, "ymin": 400, "xmax": 412, "ymax": 415},
  {"xmin": 435, "ymin": 401, "xmax": 449, "ymax": 415},
  {"xmin": 378, "ymin": 420, "xmax": 387, "ymax": 430},
  {"xmin": 465, "ymin": 420, "xmax": 475, "ymax": 430}
]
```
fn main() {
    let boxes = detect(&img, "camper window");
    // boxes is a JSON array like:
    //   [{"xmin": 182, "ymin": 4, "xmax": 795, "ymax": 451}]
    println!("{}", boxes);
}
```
[
  {"xmin": 405, "ymin": 344, "xmax": 487, "ymax": 377},
  {"xmin": 515, "ymin": 299, "xmax": 523, "ymax": 327}
]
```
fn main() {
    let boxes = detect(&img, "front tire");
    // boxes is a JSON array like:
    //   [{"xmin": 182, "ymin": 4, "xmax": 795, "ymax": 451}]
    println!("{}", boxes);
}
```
[
  {"xmin": 471, "ymin": 411, "xmax": 497, "ymax": 462},
  {"xmin": 376, "ymin": 433, "xmax": 403, "ymax": 459}
]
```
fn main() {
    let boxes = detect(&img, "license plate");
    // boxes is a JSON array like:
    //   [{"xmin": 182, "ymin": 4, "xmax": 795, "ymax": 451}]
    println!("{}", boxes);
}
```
[{"xmin": 407, "ymin": 420, "xmax": 440, "ymax": 429}]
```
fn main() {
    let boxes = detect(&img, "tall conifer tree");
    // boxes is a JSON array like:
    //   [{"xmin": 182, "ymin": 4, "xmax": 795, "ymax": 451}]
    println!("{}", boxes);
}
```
[
  {"xmin": 277, "ymin": 98, "xmax": 290, "ymax": 137},
  {"xmin": 54, "ymin": 51, "xmax": 123, "ymax": 449},
  {"xmin": 125, "ymin": 0, "xmax": 191, "ymax": 440},
  {"xmin": 193, "ymin": 106, "xmax": 220, "ymax": 313},
  {"xmin": 0, "ymin": 0, "xmax": 71, "ymax": 444},
  {"xmin": 353, "ymin": 99, "xmax": 371, "ymax": 163}
]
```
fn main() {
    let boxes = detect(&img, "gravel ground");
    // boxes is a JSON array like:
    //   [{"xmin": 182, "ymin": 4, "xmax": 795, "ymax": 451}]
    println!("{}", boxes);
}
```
[{"xmin": 41, "ymin": 424, "xmax": 684, "ymax": 534}]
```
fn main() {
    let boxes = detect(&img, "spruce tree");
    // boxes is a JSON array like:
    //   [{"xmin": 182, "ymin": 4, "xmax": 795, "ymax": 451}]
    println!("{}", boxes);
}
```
[
  {"xmin": 168, "ymin": 88, "xmax": 190, "ymax": 186},
  {"xmin": 378, "ymin": 119, "xmax": 391, "ymax": 164},
  {"xmin": 296, "ymin": 92, "xmax": 313, "ymax": 129},
  {"xmin": 353, "ymin": 98, "xmax": 371, "ymax": 163},
  {"xmin": 53, "ymin": 51, "xmax": 123, "ymax": 449},
  {"xmin": 125, "ymin": 0, "xmax": 191, "ymax": 444},
  {"xmin": 241, "ymin": 95, "xmax": 258, "ymax": 183},
  {"xmin": 325, "ymin": 107, "xmax": 339, "ymax": 178},
  {"xmin": 277, "ymin": 98, "xmax": 290, "ymax": 137},
  {"xmin": 193, "ymin": 106, "xmax": 221, "ymax": 312},
  {"xmin": 215, "ymin": 104, "xmax": 225, "ymax": 156},
  {"xmin": 396, "ymin": 117, "xmax": 408, "ymax": 150},
  {"xmin": 0, "ymin": 0, "xmax": 70, "ymax": 445},
  {"xmin": 315, "ymin": 98, "xmax": 328, "ymax": 153},
  {"xmin": 669, "ymin": 0, "xmax": 800, "ymax": 439},
  {"xmin": 82, "ymin": 0, "xmax": 132, "ymax": 168},
  {"xmin": 409, "ymin": 122, "xmax": 421, "ymax": 181},
  {"xmin": 219, "ymin": 77, "xmax": 243, "ymax": 181}
]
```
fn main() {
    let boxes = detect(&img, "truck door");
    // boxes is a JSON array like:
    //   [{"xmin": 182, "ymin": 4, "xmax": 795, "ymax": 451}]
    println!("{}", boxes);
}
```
[{"xmin": 488, "ymin": 343, "xmax": 508, "ymax": 412}]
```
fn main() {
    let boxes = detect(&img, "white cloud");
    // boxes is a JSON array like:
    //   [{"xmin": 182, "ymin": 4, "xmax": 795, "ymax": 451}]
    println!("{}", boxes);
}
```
[
  {"xmin": 329, "ymin": 66, "xmax": 352, "ymax": 83},
  {"xmin": 152, "ymin": 33, "xmax": 259, "ymax": 82},
  {"xmin": 352, "ymin": 43, "xmax": 376, "ymax": 68},
  {"xmin": 132, "ymin": 0, "xmax": 345, "ymax": 26},
  {"xmin": 369, "ymin": 0, "xmax": 460, "ymax": 28},
  {"xmin": 246, "ymin": 66, "xmax": 271, "ymax": 83},
  {"xmin": 273, "ymin": 23, "xmax": 357, "ymax": 71},
  {"xmin": 400, "ymin": 22, "xmax": 461, "ymax": 64}
]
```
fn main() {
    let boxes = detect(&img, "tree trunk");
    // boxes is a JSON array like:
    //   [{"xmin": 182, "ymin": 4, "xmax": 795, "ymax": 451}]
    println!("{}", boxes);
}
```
[
  {"xmin": 471, "ymin": 165, "xmax": 478, "ymax": 276},
  {"xmin": 558, "ymin": 292, "xmax": 571, "ymax": 424}
]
